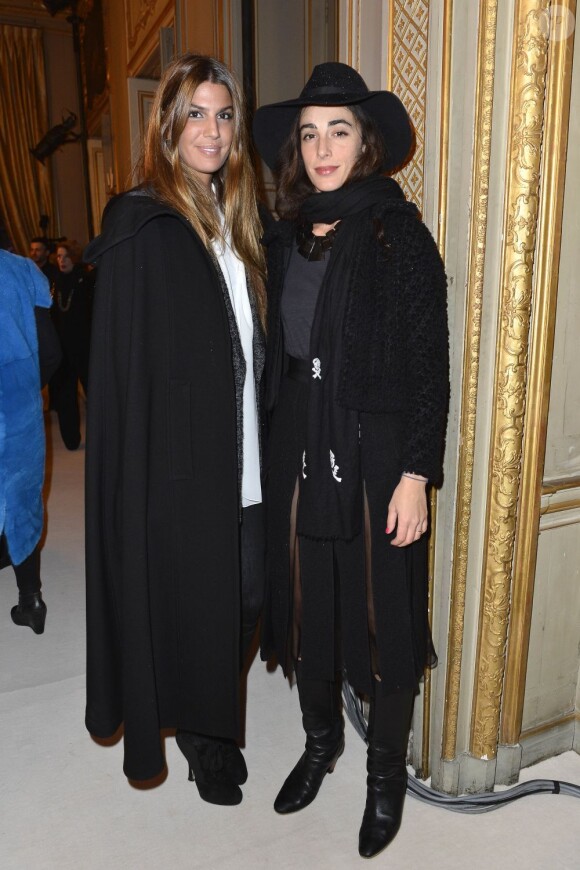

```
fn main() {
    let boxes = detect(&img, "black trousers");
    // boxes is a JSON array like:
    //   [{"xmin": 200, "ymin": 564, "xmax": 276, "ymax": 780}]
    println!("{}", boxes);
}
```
[
  {"xmin": 178, "ymin": 503, "xmax": 264, "ymax": 745},
  {"xmin": 240, "ymin": 502, "xmax": 265, "ymax": 666},
  {"xmin": 51, "ymin": 357, "xmax": 87, "ymax": 450}
]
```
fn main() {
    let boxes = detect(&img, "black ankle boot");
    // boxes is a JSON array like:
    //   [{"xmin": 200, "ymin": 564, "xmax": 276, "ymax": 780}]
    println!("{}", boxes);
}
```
[
  {"xmin": 176, "ymin": 732, "xmax": 243, "ymax": 806},
  {"xmin": 11, "ymin": 592, "xmax": 47, "ymax": 634},
  {"xmin": 274, "ymin": 672, "xmax": 344, "ymax": 814},
  {"xmin": 274, "ymin": 719, "xmax": 344, "ymax": 814},
  {"xmin": 220, "ymin": 738, "xmax": 248, "ymax": 785},
  {"xmin": 358, "ymin": 744, "xmax": 407, "ymax": 858}
]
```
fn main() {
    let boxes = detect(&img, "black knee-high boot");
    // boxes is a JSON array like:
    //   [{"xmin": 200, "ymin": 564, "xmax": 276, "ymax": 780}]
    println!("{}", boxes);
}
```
[
  {"xmin": 274, "ymin": 668, "xmax": 344, "ymax": 814},
  {"xmin": 358, "ymin": 687, "xmax": 416, "ymax": 859}
]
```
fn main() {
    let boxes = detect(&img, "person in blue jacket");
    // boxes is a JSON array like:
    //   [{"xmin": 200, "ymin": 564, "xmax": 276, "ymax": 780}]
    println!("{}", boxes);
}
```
[{"xmin": 0, "ymin": 247, "xmax": 61, "ymax": 633}]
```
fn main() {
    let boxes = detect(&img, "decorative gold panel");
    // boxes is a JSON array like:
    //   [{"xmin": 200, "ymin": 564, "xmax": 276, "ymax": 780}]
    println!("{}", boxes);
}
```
[
  {"xmin": 470, "ymin": 0, "xmax": 549, "ymax": 760},
  {"xmin": 389, "ymin": 0, "xmax": 430, "ymax": 207},
  {"xmin": 441, "ymin": 0, "xmax": 498, "ymax": 762},
  {"xmin": 501, "ymin": 0, "xmax": 577, "ymax": 746}
]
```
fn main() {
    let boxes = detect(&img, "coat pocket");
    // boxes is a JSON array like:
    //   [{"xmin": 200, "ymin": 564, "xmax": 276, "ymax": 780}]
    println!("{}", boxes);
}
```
[{"xmin": 168, "ymin": 380, "xmax": 193, "ymax": 480}]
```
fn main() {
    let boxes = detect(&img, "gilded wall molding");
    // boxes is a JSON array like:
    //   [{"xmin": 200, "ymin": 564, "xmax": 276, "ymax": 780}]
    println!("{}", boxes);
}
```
[
  {"xmin": 504, "ymin": 73, "xmax": 579, "ymax": 736},
  {"xmin": 540, "ymin": 479, "xmax": 580, "ymax": 514},
  {"xmin": 542, "ymin": 475, "xmax": 580, "ymax": 495},
  {"xmin": 420, "ymin": 0, "xmax": 453, "ymax": 780},
  {"xmin": 540, "ymin": 498, "xmax": 580, "ymax": 515},
  {"xmin": 470, "ymin": 0, "xmax": 550, "ymax": 760},
  {"xmin": 436, "ymin": 0, "xmax": 453, "ymax": 265},
  {"xmin": 441, "ymin": 0, "xmax": 498, "ymax": 762},
  {"xmin": 347, "ymin": 0, "xmax": 360, "ymax": 70},
  {"xmin": 520, "ymin": 710, "xmax": 580, "ymax": 741}
]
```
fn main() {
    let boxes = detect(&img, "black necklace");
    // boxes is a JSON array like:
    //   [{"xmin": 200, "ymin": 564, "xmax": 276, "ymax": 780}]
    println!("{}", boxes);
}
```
[{"xmin": 296, "ymin": 221, "xmax": 341, "ymax": 261}]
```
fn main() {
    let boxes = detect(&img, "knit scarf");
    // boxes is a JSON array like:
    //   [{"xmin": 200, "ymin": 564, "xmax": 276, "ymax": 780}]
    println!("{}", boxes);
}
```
[{"xmin": 296, "ymin": 175, "xmax": 404, "ymax": 541}]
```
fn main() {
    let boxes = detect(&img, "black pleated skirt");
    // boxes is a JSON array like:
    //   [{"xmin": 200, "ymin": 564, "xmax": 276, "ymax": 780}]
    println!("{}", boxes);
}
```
[{"xmin": 262, "ymin": 369, "xmax": 435, "ymax": 696}]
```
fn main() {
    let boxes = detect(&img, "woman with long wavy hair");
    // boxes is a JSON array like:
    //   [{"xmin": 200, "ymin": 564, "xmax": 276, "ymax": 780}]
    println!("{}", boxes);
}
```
[{"xmin": 84, "ymin": 54, "xmax": 266, "ymax": 806}]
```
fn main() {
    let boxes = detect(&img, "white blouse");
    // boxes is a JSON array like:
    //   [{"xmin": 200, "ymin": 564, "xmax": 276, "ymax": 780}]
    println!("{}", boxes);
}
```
[{"xmin": 211, "ymin": 224, "xmax": 262, "ymax": 508}]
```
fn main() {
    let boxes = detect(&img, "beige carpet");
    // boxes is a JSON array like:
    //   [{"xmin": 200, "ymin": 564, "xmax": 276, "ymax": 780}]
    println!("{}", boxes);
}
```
[{"xmin": 1, "ymin": 409, "xmax": 579, "ymax": 869}]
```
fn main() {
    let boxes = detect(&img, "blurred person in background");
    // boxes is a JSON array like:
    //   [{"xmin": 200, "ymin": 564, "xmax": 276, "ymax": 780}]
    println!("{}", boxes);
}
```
[
  {"xmin": 50, "ymin": 239, "xmax": 93, "ymax": 450},
  {"xmin": 29, "ymin": 236, "xmax": 59, "ymax": 286}
]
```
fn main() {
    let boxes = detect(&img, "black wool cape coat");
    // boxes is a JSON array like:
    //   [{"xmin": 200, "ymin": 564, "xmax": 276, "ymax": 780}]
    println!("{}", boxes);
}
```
[{"xmin": 84, "ymin": 192, "xmax": 247, "ymax": 781}]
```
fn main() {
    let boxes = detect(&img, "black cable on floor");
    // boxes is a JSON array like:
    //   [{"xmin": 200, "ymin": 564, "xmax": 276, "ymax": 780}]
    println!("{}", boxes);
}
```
[{"xmin": 342, "ymin": 680, "xmax": 580, "ymax": 813}]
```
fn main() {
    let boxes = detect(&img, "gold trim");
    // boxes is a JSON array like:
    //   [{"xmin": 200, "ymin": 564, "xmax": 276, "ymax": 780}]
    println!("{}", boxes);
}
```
[
  {"xmin": 420, "ymin": 0, "xmax": 453, "ymax": 780},
  {"xmin": 307, "ymin": 0, "xmax": 312, "ymax": 79},
  {"xmin": 437, "ymin": 0, "xmax": 453, "ymax": 260},
  {"xmin": 542, "ymin": 476, "xmax": 580, "ymax": 495},
  {"xmin": 347, "ymin": 0, "xmax": 353, "ymax": 67},
  {"xmin": 500, "ymin": 0, "xmax": 576, "ymax": 748},
  {"xmin": 441, "ymin": 0, "xmax": 498, "ymax": 761},
  {"xmin": 540, "ymin": 498, "xmax": 580, "ymax": 516},
  {"xmin": 520, "ymin": 710, "xmax": 580, "ymax": 741},
  {"xmin": 355, "ymin": 0, "xmax": 361, "ymax": 71},
  {"xmin": 421, "ymin": 488, "xmax": 437, "ymax": 776},
  {"xmin": 387, "ymin": 0, "xmax": 394, "ymax": 90},
  {"xmin": 470, "ymin": 0, "xmax": 550, "ymax": 761}
]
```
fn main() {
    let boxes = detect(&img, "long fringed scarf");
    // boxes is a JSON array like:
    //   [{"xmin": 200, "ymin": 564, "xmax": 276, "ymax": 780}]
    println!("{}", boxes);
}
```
[{"xmin": 296, "ymin": 175, "xmax": 404, "ymax": 540}]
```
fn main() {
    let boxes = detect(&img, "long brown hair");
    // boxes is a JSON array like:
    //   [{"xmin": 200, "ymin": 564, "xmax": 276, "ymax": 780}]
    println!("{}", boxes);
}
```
[
  {"xmin": 140, "ymin": 54, "xmax": 266, "ymax": 328},
  {"xmin": 275, "ymin": 103, "xmax": 387, "ymax": 221}
]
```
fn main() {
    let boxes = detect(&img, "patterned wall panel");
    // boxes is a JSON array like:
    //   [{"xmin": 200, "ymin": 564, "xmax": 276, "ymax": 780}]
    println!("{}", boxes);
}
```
[{"xmin": 389, "ymin": 0, "xmax": 430, "ymax": 208}]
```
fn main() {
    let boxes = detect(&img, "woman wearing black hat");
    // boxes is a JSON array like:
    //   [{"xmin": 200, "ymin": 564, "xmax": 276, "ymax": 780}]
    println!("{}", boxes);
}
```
[{"xmin": 254, "ymin": 63, "xmax": 448, "ymax": 858}]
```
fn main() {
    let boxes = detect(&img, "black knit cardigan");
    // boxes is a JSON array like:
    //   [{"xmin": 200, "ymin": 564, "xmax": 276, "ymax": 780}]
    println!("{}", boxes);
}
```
[{"xmin": 263, "ymin": 198, "xmax": 449, "ymax": 483}]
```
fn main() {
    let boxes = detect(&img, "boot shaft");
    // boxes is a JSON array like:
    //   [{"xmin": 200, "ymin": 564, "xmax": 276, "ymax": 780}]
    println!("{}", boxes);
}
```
[{"xmin": 296, "ymin": 669, "xmax": 343, "ymax": 734}]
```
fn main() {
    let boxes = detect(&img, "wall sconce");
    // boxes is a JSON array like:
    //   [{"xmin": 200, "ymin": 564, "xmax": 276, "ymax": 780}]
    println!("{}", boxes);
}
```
[{"xmin": 30, "ymin": 111, "xmax": 81, "ymax": 164}]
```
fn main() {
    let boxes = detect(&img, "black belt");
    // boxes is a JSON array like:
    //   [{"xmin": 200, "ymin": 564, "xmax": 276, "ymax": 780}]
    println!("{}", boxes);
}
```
[{"xmin": 287, "ymin": 356, "xmax": 311, "ymax": 383}]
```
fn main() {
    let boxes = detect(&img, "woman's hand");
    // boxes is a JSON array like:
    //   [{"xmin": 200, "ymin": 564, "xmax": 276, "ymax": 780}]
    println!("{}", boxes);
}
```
[{"xmin": 386, "ymin": 476, "xmax": 428, "ymax": 547}]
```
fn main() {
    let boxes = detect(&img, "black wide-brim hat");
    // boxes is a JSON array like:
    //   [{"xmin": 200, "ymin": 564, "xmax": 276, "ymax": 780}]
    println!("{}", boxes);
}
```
[{"xmin": 253, "ymin": 62, "xmax": 414, "ymax": 173}]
